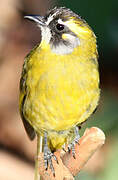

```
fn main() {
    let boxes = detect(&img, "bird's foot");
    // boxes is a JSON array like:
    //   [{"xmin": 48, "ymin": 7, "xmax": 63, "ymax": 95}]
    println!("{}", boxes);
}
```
[
  {"xmin": 68, "ymin": 126, "xmax": 80, "ymax": 158},
  {"xmin": 44, "ymin": 146, "xmax": 58, "ymax": 176}
]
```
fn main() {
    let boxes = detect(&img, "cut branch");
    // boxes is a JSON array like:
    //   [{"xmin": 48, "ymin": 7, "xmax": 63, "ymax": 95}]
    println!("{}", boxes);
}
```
[{"xmin": 38, "ymin": 127, "xmax": 105, "ymax": 180}]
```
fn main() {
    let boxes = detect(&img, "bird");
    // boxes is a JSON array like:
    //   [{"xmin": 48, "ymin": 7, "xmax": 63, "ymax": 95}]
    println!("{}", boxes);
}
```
[{"xmin": 19, "ymin": 7, "xmax": 100, "ymax": 179}]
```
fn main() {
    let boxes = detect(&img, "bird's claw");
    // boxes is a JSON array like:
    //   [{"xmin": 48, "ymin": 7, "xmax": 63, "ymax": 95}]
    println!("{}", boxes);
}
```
[
  {"xmin": 44, "ymin": 149, "xmax": 58, "ymax": 176},
  {"xmin": 68, "ymin": 141, "xmax": 76, "ymax": 158},
  {"xmin": 68, "ymin": 126, "xmax": 80, "ymax": 158}
]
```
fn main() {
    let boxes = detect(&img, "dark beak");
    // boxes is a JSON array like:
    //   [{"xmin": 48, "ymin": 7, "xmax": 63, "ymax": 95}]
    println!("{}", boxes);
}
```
[{"xmin": 24, "ymin": 15, "xmax": 45, "ymax": 26}]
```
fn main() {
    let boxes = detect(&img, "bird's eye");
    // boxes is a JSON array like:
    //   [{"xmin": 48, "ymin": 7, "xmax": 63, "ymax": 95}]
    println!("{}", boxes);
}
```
[{"xmin": 56, "ymin": 23, "xmax": 64, "ymax": 31}]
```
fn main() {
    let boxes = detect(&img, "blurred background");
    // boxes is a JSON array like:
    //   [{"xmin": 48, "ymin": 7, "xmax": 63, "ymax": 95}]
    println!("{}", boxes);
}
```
[{"xmin": 0, "ymin": 0, "xmax": 118, "ymax": 179}]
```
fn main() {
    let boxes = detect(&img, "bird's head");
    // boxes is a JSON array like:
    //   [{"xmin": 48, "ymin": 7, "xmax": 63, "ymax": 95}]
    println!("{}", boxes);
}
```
[{"xmin": 25, "ymin": 7, "xmax": 97, "ymax": 55}]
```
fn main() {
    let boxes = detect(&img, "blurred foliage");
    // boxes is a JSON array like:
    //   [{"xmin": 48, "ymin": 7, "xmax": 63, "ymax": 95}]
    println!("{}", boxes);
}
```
[{"xmin": 99, "ymin": 141, "xmax": 118, "ymax": 180}]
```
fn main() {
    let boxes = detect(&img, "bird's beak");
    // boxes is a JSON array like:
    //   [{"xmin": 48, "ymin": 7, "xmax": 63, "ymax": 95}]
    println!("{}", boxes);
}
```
[{"xmin": 24, "ymin": 15, "xmax": 46, "ymax": 26}]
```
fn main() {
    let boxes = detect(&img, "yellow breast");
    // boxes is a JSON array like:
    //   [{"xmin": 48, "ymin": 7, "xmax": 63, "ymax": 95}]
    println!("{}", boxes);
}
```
[{"xmin": 22, "ymin": 40, "xmax": 100, "ymax": 135}]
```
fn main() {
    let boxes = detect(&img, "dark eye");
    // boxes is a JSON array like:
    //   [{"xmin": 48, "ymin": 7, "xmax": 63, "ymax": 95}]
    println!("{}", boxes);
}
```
[{"xmin": 56, "ymin": 23, "xmax": 64, "ymax": 31}]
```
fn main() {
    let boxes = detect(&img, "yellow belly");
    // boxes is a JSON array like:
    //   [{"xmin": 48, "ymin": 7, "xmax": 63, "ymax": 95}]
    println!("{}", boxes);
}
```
[{"xmin": 23, "ymin": 46, "xmax": 100, "ymax": 135}]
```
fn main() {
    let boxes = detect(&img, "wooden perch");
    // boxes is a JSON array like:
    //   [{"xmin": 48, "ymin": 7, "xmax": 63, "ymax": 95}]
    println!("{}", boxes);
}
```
[{"xmin": 38, "ymin": 127, "xmax": 105, "ymax": 180}]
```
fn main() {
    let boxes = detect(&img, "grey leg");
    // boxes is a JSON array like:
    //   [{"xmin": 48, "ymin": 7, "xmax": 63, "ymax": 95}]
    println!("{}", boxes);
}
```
[
  {"xmin": 68, "ymin": 126, "xmax": 80, "ymax": 158},
  {"xmin": 43, "ymin": 132, "xmax": 58, "ymax": 176}
]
